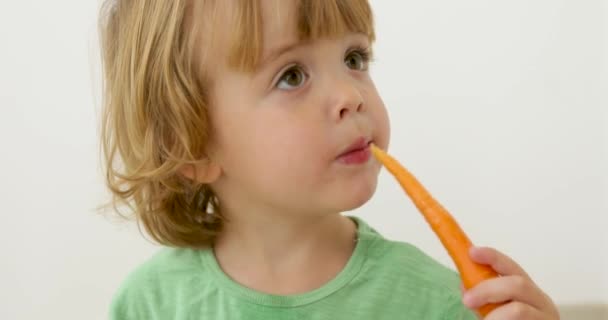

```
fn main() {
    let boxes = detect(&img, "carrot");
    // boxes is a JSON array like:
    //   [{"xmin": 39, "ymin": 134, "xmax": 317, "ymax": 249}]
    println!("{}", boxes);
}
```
[{"xmin": 370, "ymin": 144, "xmax": 503, "ymax": 317}]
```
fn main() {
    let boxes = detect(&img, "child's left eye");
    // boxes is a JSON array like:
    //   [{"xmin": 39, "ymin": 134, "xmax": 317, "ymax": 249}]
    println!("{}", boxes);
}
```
[{"xmin": 344, "ymin": 48, "xmax": 371, "ymax": 71}]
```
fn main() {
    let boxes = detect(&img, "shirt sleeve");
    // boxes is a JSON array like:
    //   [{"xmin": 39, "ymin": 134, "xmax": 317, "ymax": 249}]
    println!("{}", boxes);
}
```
[
  {"xmin": 108, "ymin": 277, "xmax": 157, "ymax": 320},
  {"xmin": 108, "ymin": 286, "xmax": 138, "ymax": 320},
  {"xmin": 109, "ymin": 293, "xmax": 129, "ymax": 320}
]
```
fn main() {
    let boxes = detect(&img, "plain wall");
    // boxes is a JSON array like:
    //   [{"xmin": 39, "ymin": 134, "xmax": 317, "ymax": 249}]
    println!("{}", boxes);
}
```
[
  {"xmin": 364, "ymin": 0, "xmax": 607, "ymax": 306},
  {"xmin": 603, "ymin": 0, "xmax": 608, "ymax": 302},
  {"xmin": 0, "ymin": 0, "xmax": 605, "ymax": 319}
]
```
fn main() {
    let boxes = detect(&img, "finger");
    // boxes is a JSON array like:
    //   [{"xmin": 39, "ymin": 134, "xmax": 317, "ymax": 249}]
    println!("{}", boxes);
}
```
[
  {"xmin": 463, "ymin": 275, "xmax": 546, "ymax": 311},
  {"xmin": 469, "ymin": 246, "xmax": 531, "ymax": 279},
  {"xmin": 484, "ymin": 301, "xmax": 546, "ymax": 320}
]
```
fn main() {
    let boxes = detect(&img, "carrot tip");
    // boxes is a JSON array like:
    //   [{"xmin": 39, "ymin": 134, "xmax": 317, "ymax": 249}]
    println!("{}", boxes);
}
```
[{"xmin": 370, "ymin": 143, "xmax": 383, "ymax": 160}]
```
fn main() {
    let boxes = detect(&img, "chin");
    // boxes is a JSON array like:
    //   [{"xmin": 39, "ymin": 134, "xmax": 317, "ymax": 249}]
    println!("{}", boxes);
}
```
[
  {"xmin": 318, "ymin": 163, "xmax": 382, "ymax": 213},
  {"xmin": 336, "ymin": 176, "xmax": 379, "ymax": 212}
]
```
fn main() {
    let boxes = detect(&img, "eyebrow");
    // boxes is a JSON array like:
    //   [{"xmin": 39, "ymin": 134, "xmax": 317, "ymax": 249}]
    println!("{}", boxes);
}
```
[{"xmin": 257, "ymin": 41, "xmax": 302, "ymax": 70}]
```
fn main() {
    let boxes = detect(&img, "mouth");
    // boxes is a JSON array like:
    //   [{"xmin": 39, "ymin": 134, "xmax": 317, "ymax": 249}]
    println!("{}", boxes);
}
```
[{"xmin": 337, "ymin": 137, "xmax": 373, "ymax": 165}]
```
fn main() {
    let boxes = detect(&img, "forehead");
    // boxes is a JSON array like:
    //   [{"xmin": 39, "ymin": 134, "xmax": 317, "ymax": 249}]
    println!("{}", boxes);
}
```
[
  {"xmin": 191, "ymin": 0, "xmax": 375, "ymax": 73},
  {"xmin": 261, "ymin": 0, "xmax": 298, "ymax": 49}
]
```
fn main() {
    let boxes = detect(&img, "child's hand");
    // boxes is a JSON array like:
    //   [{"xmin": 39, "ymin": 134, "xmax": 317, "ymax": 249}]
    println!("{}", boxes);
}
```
[{"xmin": 462, "ymin": 247, "xmax": 560, "ymax": 319}]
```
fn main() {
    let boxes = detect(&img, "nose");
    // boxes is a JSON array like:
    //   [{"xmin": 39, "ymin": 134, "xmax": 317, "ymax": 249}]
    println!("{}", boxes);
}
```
[{"xmin": 328, "ymin": 75, "xmax": 365, "ymax": 121}]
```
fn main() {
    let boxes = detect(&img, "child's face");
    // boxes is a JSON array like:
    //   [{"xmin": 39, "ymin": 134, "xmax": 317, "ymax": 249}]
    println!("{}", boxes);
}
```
[{"xmin": 205, "ymin": 0, "xmax": 390, "ymax": 216}]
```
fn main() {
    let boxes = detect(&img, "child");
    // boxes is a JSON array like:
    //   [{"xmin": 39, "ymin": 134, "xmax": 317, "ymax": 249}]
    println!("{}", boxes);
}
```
[{"xmin": 98, "ymin": 0, "xmax": 560, "ymax": 319}]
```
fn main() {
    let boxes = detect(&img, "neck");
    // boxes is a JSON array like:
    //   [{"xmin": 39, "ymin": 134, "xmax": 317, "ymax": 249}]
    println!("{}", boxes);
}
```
[{"xmin": 212, "ymin": 204, "xmax": 358, "ymax": 295}]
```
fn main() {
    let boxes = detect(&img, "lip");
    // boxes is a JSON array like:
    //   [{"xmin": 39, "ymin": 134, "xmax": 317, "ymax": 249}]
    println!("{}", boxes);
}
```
[{"xmin": 337, "ymin": 137, "xmax": 372, "ymax": 165}]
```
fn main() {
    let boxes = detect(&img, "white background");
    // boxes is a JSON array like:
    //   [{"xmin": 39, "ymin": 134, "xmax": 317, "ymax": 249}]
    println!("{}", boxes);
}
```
[{"xmin": 0, "ymin": 0, "xmax": 605, "ymax": 319}]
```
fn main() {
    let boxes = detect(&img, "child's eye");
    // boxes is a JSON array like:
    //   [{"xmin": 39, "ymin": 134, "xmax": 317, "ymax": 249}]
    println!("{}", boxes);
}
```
[
  {"xmin": 276, "ymin": 66, "xmax": 308, "ymax": 90},
  {"xmin": 345, "ymin": 48, "xmax": 371, "ymax": 71}
]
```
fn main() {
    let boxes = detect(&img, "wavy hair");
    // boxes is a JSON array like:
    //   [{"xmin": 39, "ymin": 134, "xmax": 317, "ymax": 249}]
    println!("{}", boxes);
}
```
[{"xmin": 97, "ymin": 0, "xmax": 375, "ymax": 248}]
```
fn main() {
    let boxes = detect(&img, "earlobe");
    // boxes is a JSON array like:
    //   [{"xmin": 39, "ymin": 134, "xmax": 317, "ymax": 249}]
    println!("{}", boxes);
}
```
[{"xmin": 179, "ymin": 160, "xmax": 222, "ymax": 184}]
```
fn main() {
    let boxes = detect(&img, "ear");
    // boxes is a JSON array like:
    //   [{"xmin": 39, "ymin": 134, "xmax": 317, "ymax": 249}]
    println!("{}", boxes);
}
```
[{"xmin": 179, "ymin": 159, "xmax": 222, "ymax": 184}]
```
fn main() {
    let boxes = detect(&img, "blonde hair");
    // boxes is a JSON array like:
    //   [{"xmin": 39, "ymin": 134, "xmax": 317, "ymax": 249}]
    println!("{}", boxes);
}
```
[{"xmin": 97, "ymin": 0, "xmax": 375, "ymax": 249}]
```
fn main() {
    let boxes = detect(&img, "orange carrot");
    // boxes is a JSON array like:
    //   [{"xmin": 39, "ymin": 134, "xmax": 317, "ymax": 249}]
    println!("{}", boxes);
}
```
[{"xmin": 370, "ymin": 144, "xmax": 503, "ymax": 317}]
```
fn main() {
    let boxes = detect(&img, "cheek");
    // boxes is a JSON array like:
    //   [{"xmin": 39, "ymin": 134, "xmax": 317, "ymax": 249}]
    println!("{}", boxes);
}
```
[
  {"xmin": 242, "ymin": 111, "xmax": 325, "ymax": 185},
  {"xmin": 367, "ymin": 91, "xmax": 391, "ymax": 149},
  {"xmin": 261, "ymin": 117, "xmax": 324, "ymax": 170},
  {"xmin": 378, "ymin": 102, "xmax": 391, "ymax": 148}
]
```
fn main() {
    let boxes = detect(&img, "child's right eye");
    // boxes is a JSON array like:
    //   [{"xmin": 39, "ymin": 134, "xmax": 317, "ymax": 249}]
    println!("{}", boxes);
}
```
[{"xmin": 276, "ymin": 66, "xmax": 308, "ymax": 91}]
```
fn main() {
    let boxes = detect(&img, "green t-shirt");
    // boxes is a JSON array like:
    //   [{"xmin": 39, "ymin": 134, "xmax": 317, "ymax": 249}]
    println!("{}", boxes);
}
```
[{"xmin": 110, "ymin": 216, "xmax": 477, "ymax": 319}]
